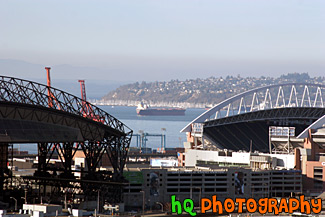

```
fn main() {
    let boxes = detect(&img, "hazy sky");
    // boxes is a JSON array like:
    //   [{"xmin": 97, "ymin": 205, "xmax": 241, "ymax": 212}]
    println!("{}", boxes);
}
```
[{"xmin": 1, "ymin": 0, "xmax": 324, "ymax": 81}]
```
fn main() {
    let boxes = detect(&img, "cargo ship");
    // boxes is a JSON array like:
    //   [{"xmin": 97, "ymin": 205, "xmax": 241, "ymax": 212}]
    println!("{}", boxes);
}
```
[{"xmin": 136, "ymin": 102, "xmax": 185, "ymax": 116}]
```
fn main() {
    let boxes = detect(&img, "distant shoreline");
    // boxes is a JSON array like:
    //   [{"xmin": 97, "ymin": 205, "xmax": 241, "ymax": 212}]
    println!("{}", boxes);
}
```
[{"xmin": 89, "ymin": 99, "xmax": 210, "ymax": 109}]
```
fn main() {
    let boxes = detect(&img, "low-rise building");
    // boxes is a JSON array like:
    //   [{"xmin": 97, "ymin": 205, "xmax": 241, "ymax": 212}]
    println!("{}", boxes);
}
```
[
  {"xmin": 179, "ymin": 149, "xmax": 295, "ymax": 169},
  {"xmin": 122, "ymin": 166, "xmax": 302, "ymax": 209},
  {"xmin": 295, "ymin": 128, "xmax": 325, "ymax": 195}
]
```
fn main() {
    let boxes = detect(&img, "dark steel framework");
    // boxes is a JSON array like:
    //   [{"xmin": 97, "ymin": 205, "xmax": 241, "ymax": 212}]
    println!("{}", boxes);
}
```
[
  {"xmin": 205, "ymin": 107, "xmax": 325, "ymax": 127},
  {"xmin": 182, "ymin": 83, "xmax": 325, "ymax": 152},
  {"xmin": 204, "ymin": 107, "xmax": 325, "ymax": 152},
  {"xmin": 0, "ymin": 75, "xmax": 132, "ymax": 203}
]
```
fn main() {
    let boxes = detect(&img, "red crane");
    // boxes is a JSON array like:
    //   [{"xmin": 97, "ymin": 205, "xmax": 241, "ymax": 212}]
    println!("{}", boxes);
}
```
[
  {"xmin": 45, "ymin": 67, "xmax": 61, "ymax": 109},
  {"xmin": 78, "ymin": 80, "xmax": 87, "ymax": 102},
  {"xmin": 78, "ymin": 80, "xmax": 104, "ymax": 123},
  {"xmin": 78, "ymin": 80, "xmax": 92, "ymax": 116},
  {"xmin": 45, "ymin": 67, "xmax": 53, "ymax": 108}
]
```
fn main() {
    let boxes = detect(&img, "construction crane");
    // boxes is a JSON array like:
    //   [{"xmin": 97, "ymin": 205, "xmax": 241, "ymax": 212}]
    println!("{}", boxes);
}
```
[
  {"xmin": 45, "ymin": 67, "xmax": 53, "ymax": 108},
  {"xmin": 78, "ymin": 80, "xmax": 104, "ymax": 123},
  {"xmin": 78, "ymin": 80, "xmax": 91, "ymax": 115},
  {"xmin": 45, "ymin": 67, "xmax": 60, "ymax": 109},
  {"xmin": 133, "ymin": 132, "xmax": 166, "ymax": 153}
]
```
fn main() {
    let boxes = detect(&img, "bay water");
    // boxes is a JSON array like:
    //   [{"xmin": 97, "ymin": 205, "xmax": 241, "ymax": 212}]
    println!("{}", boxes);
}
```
[{"xmin": 18, "ymin": 106, "xmax": 205, "ymax": 153}]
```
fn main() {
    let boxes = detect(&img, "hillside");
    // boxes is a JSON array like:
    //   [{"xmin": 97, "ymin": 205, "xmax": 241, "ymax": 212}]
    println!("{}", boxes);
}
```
[{"xmin": 101, "ymin": 73, "xmax": 325, "ymax": 107}]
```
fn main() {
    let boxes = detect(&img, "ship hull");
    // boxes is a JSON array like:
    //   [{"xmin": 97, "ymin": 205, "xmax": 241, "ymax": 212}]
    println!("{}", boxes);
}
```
[{"xmin": 136, "ymin": 108, "xmax": 185, "ymax": 116}]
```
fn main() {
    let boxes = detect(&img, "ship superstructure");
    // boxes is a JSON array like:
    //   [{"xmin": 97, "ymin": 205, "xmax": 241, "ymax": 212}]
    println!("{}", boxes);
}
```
[{"xmin": 136, "ymin": 102, "xmax": 185, "ymax": 116}]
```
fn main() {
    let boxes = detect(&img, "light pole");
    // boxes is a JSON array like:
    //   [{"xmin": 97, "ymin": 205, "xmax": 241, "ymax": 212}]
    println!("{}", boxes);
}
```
[
  {"xmin": 140, "ymin": 191, "xmax": 145, "ymax": 216},
  {"xmin": 156, "ymin": 202, "xmax": 164, "ymax": 212},
  {"xmin": 97, "ymin": 189, "xmax": 100, "ymax": 213},
  {"xmin": 148, "ymin": 199, "xmax": 151, "ymax": 211},
  {"xmin": 25, "ymin": 188, "xmax": 28, "ymax": 204},
  {"xmin": 10, "ymin": 197, "xmax": 17, "ymax": 211},
  {"xmin": 63, "ymin": 188, "xmax": 68, "ymax": 210},
  {"xmin": 139, "ymin": 130, "xmax": 144, "ymax": 152},
  {"xmin": 161, "ymin": 128, "xmax": 166, "ymax": 152},
  {"xmin": 21, "ymin": 188, "xmax": 27, "ymax": 204}
]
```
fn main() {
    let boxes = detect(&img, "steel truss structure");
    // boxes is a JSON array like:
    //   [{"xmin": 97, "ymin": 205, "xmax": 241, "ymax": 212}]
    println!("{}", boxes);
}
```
[
  {"xmin": 0, "ymin": 75, "xmax": 132, "ymax": 204},
  {"xmin": 181, "ymin": 83, "xmax": 325, "ymax": 152},
  {"xmin": 205, "ymin": 107, "xmax": 325, "ymax": 127}
]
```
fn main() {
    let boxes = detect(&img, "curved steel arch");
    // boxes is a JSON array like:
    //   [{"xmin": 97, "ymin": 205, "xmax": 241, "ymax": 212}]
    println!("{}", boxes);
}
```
[
  {"xmin": 297, "ymin": 114, "xmax": 325, "ymax": 138},
  {"xmin": 0, "ymin": 75, "xmax": 132, "ymax": 137},
  {"xmin": 181, "ymin": 82, "xmax": 325, "ymax": 132},
  {"xmin": 0, "ymin": 75, "xmax": 133, "ymax": 202},
  {"xmin": 203, "ymin": 107, "xmax": 325, "ymax": 151}
]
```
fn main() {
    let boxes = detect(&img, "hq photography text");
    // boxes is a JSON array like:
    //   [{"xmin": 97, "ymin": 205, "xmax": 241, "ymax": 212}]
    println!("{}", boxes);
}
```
[{"xmin": 171, "ymin": 195, "xmax": 322, "ymax": 216}]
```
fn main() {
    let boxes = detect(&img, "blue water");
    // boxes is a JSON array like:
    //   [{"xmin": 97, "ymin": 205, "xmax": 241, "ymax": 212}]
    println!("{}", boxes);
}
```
[
  {"xmin": 17, "ymin": 106, "xmax": 205, "ymax": 153},
  {"xmin": 99, "ymin": 106, "xmax": 204, "ymax": 149}
]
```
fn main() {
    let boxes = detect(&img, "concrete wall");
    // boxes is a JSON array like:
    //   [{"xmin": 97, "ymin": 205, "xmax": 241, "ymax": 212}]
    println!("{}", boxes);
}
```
[
  {"xmin": 185, "ymin": 149, "xmax": 219, "ymax": 166},
  {"xmin": 9, "ymin": 159, "xmax": 34, "ymax": 169},
  {"xmin": 305, "ymin": 161, "xmax": 325, "ymax": 191},
  {"xmin": 184, "ymin": 149, "xmax": 251, "ymax": 167},
  {"xmin": 184, "ymin": 149, "xmax": 295, "ymax": 169},
  {"xmin": 267, "ymin": 153, "xmax": 295, "ymax": 169},
  {"xmin": 23, "ymin": 204, "xmax": 62, "ymax": 216}
]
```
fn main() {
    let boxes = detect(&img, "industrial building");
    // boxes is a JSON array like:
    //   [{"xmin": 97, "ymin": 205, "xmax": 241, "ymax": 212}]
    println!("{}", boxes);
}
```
[
  {"xmin": 295, "ymin": 126, "xmax": 325, "ymax": 195},
  {"xmin": 122, "ymin": 166, "xmax": 302, "ymax": 209},
  {"xmin": 177, "ymin": 118, "xmax": 325, "ymax": 197},
  {"xmin": 179, "ymin": 149, "xmax": 295, "ymax": 169}
]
